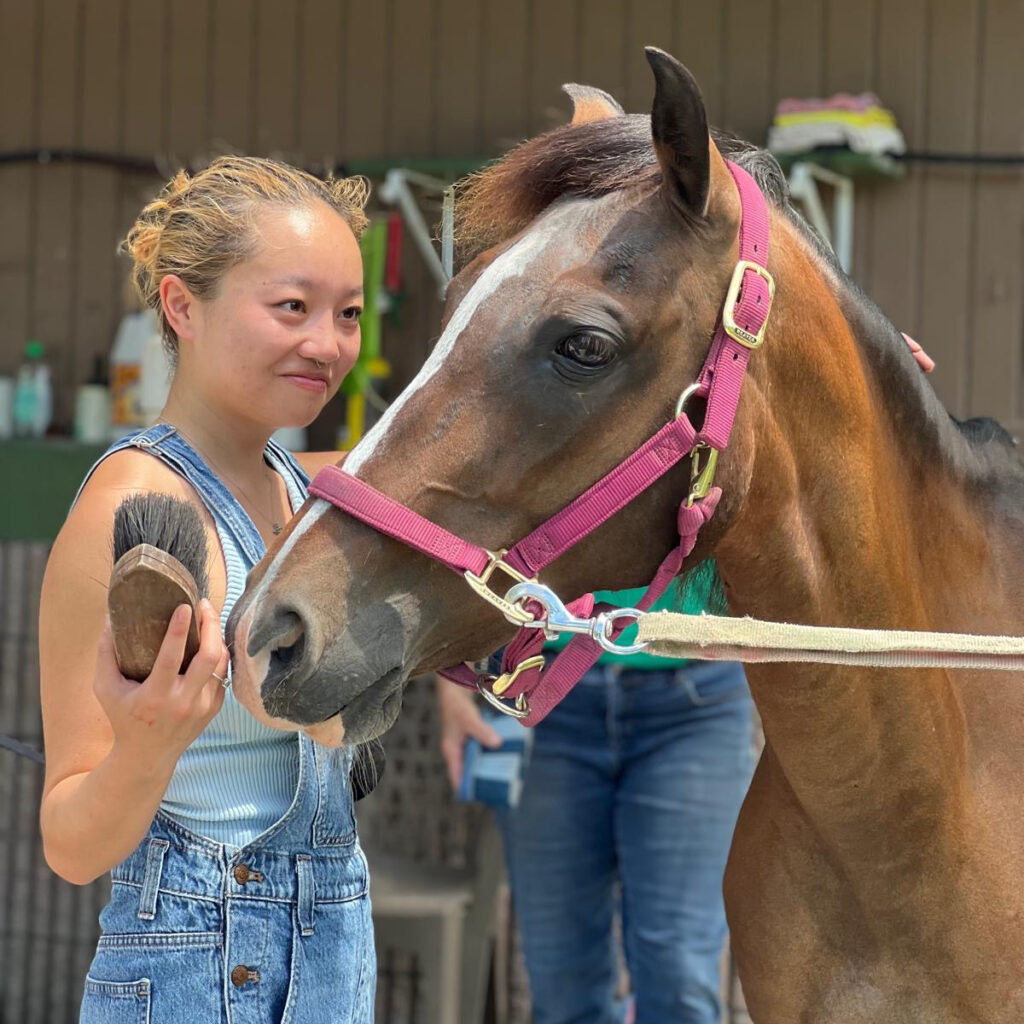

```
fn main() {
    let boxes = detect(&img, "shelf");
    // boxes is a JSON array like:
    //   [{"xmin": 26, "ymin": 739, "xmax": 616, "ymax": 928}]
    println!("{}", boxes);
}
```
[{"xmin": 0, "ymin": 438, "xmax": 108, "ymax": 541}]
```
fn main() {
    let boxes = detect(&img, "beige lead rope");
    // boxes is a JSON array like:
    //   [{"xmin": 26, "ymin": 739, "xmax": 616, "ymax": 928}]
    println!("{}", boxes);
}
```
[{"xmin": 635, "ymin": 611, "xmax": 1024, "ymax": 671}]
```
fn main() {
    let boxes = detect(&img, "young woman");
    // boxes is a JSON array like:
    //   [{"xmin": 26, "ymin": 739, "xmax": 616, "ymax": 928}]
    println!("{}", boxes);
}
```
[{"xmin": 38, "ymin": 156, "xmax": 375, "ymax": 1023}]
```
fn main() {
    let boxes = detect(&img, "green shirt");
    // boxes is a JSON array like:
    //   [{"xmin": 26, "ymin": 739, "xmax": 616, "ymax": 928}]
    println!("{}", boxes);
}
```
[{"xmin": 542, "ymin": 573, "xmax": 714, "ymax": 669}]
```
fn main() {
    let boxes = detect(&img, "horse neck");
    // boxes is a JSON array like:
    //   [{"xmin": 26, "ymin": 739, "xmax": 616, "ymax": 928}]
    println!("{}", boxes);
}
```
[{"xmin": 712, "ymin": 217, "xmax": 1024, "ymax": 839}]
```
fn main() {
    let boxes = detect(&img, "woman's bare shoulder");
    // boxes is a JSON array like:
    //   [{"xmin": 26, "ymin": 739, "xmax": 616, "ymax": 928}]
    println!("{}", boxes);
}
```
[
  {"xmin": 56, "ymin": 448, "xmax": 193, "ymax": 552},
  {"xmin": 293, "ymin": 450, "xmax": 346, "ymax": 477}
]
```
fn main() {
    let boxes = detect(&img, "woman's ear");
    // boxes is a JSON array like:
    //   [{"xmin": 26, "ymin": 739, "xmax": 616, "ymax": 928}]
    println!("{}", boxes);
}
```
[{"xmin": 159, "ymin": 274, "xmax": 197, "ymax": 342}]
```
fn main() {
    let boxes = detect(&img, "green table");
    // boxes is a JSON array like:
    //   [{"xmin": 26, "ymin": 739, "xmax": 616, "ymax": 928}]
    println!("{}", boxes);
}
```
[
  {"xmin": 771, "ymin": 148, "xmax": 905, "ymax": 179},
  {"xmin": 0, "ymin": 439, "xmax": 107, "ymax": 541}
]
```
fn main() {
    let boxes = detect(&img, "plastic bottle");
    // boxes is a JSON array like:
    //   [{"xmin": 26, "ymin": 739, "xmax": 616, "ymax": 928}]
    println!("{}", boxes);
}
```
[
  {"xmin": 13, "ymin": 341, "xmax": 51, "ymax": 438},
  {"xmin": 33, "ymin": 342, "xmax": 52, "ymax": 437},
  {"xmin": 138, "ymin": 318, "xmax": 170, "ymax": 425},
  {"xmin": 109, "ymin": 310, "xmax": 157, "ymax": 436},
  {"xmin": 0, "ymin": 376, "xmax": 13, "ymax": 440},
  {"xmin": 74, "ymin": 355, "xmax": 111, "ymax": 443}
]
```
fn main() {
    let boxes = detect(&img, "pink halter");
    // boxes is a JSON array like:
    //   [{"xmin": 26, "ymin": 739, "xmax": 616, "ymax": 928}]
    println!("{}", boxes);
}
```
[{"xmin": 310, "ymin": 161, "xmax": 774, "ymax": 725}]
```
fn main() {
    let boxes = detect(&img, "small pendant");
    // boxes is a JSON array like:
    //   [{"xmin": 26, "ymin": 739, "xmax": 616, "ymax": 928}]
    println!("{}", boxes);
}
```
[{"xmin": 273, "ymin": 524, "xmax": 283, "ymax": 535}]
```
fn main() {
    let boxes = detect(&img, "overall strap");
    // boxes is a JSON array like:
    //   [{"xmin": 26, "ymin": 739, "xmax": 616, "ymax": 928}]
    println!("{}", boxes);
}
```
[
  {"xmin": 264, "ymin": 436, "xmax": 312, "ymax": 491},
  {"xmin": 69, "ymin": 424, "xmax": 175, "ymax": 512}
]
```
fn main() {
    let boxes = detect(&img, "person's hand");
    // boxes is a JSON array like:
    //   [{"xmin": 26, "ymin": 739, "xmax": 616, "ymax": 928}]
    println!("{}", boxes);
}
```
[
  {"xmin": 902, "ymin": 332, "xmax": 936, "ymax": 373},
  {"xmin": 436, "ymin": 678, "xmax": 502, "ymax": 791},
  {"xmin": 93, "ymin": 599, "xmax": 229, "ymax": 771}
]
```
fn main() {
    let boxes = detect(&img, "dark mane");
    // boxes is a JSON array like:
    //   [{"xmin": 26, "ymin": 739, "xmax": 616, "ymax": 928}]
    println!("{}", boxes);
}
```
[
  {"xmin": 456, "ymin": 114, "xmax": 1021, "ymax": 467},
  {"xmin": 455, "ymin": 114, "xmax": 792, "ymax": 264},
  {"xmin": 951, "ymin": 415, "xmax": 1019, "ymax": 448}
]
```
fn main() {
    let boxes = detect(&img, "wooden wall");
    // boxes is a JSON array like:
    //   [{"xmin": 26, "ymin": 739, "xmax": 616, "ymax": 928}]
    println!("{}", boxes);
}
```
[
  {"xmin": 1, "ymin": 4, "xmax": 1021, "ymax": 1021},
  {"xmin": 0, "ymin": 0, "xmax": 1021, "ymax": 434}
]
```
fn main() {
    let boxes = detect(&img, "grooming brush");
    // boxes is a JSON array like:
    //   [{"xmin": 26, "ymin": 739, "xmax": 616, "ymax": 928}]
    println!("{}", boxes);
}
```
[
  {"xmin": 108, "ymin": 493, "xmax": 385, "ymax": 800},
  {"xmin": 109, "ymin": 493, "xmax": 210, "ymax": 681}
]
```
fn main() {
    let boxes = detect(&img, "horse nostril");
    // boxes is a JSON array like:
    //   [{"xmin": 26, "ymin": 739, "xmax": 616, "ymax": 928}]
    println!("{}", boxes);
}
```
[
  {"xmin": 248, "ymin": 606, "xmax": 305, "ymax": 661},
  {"xmin": 270, "ymin": 616, "xmax": 306, "ymax": 674}
]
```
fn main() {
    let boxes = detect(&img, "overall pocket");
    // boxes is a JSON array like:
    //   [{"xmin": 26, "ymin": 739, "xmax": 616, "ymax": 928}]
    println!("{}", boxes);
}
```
[
  {"xmin": 80, "ymin": 976, "xmax": 150, "ymax": 1024},
  {"xmin": 311, "ymin": 745, "xmax": 357, "ymax": 847}
]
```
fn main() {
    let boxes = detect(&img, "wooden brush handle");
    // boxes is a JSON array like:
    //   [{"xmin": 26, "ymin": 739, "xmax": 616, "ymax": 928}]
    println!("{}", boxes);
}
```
[{"xmin": 108, "ymin": 543, "xmax": 202, "ymax": 682}]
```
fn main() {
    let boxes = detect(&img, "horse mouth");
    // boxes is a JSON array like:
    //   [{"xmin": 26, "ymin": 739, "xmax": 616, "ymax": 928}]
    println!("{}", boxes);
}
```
[
  {"xmin": 333, "ymin": 668, "xmax": 406, "ymax": 746},
  {"xmin": 262, "ymin": 665, "xmax": 406, "ymax": 747}
]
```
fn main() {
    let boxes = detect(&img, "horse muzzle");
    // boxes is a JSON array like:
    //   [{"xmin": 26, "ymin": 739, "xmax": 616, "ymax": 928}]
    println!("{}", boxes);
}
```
[{"xmin": 228, "ymin": 590, "xmax": 410, "ymax": 746}]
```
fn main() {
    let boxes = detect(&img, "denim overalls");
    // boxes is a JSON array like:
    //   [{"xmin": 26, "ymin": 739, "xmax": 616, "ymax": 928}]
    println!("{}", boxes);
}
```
[{"xmin": 78, "ymin": 425, "xmax": 376, "ymax": 1023}]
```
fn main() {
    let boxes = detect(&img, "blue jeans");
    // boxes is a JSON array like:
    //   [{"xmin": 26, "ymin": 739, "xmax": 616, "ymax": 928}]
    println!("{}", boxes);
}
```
[
  {"xmin": 497, "ymin": 661, "xmax": 753, "ymax": 1024},
  {"xmin": 79, "ymin": 740, "xmax": 376, "ymax": 1023}
]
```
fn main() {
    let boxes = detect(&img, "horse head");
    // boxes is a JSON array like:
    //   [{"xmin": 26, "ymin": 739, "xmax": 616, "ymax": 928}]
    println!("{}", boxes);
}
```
[{"xmin": 227, "ymin": 49, "xmax": 768, "ymax": 745}]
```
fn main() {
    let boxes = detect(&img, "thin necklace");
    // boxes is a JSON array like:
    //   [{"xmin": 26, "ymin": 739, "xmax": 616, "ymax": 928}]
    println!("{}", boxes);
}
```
[{"xmin": 157, "ymin": 420, "xmax": 284, "ymax": 536}]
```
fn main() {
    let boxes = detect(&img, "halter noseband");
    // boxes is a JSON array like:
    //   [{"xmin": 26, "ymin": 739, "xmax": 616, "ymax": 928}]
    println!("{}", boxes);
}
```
[{"xmin": 309, "ymin": 160, "xmax": 774, "ymax": 726}]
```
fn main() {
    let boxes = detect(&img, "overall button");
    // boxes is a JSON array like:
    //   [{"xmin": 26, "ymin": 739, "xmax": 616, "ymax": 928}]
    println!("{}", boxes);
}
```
[
  {"xmin": 232, "ymin": 863, "xmax": 263, "ymax": 885},
  {"xmin": 231, "ymin": 965, "xmax": 259, "ymax": 987}
]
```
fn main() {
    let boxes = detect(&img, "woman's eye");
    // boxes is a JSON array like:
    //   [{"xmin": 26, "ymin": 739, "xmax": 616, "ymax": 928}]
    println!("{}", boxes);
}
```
[
  {"xmin": 339, "ymin": 306, "xmax": 363, "ymax": 321},
  {"xmin": 555, "ymin": 331, "xmax": 616, "ymax": 368},
  {"xmin": 280, "ymin": 299, "xmax": 305, "ymax": 314}
]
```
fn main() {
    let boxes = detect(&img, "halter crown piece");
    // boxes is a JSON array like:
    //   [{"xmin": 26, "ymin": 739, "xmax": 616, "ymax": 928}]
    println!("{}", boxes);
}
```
[{"xmin": 309, "ymin": 162, "xmax": 774, "ymax": 725}]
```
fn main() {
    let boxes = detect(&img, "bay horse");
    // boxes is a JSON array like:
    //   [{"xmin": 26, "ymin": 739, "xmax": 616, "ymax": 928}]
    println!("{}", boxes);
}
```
[{"xmin": 228, "ymin": 49, "xmax": 1024, "ymax": 1022}]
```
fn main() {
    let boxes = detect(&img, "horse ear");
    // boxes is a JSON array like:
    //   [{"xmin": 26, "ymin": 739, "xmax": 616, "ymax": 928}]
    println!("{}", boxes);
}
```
[
  {"xmin": 645, "ymin": 47, "xmax": 711, "ymax": 217},
  {"xmin": 563, "ymin": 83, "xmax": 625, "ymax": 125}
]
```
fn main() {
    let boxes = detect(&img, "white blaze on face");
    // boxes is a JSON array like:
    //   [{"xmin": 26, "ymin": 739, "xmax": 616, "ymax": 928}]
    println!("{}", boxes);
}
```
[
  {"xmin": 344, "ymin": 198, "xmax": 591, "ymax": 475},
  {"xmin": 241, "ymin": 197, "xmax": 593, "ymax": 677},
  {"xmin": 236, "ymin": 497, "xmax": 331, "ymax": 651}
]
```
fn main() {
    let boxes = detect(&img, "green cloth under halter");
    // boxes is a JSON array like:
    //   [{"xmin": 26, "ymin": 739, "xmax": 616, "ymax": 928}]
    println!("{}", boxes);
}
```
[{"xmin": 543, "ymin": 567, "xmax": 718, "ymax": 669}]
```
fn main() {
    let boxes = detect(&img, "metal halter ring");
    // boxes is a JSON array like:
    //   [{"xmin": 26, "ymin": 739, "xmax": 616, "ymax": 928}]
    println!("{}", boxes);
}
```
[
  {"xmin": 476, "ymin": 675, "xmax": 530, "ymax": 719},
  {"xmin": 674, "ymin": 381, "xmax": 705, "ymax": 421}
]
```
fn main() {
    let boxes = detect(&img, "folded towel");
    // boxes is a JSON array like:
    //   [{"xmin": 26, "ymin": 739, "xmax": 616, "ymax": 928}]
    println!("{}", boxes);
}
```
[{"xmin": 768, "ymin": 92, "xmax": 906, "ymax": 156}]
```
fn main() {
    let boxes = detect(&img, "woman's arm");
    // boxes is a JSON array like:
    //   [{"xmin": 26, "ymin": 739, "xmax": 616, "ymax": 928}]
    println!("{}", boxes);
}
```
[{"xmin": 38, "ymin": 452, "xmax": 228, "ymax": 885}]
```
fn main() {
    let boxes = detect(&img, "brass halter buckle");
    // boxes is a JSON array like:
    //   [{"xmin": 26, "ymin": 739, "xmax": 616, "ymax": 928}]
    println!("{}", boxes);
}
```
[
  {"xmin": 491, "ymin": 655, "xmax": 546, "ymax": 696},
  {"xmin": 685, "ymin": 443, "xmax": 719, "ymax": 508},
  {"xmin": 722, "ymin": 260, "xmax": 775, "ymax": 349},
  {"xmin": 463, "ymin": 549, "xmax": 539, "ymax": 627},
  {"xmin": 464, "ymin": 548, "xmax": 544, "ymax": 626}
]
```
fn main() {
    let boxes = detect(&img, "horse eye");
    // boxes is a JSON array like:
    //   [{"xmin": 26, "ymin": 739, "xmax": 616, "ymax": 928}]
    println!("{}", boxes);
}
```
[{"xmin": 555, "ymin": 332, "xmax": 615, "ymax": 368}]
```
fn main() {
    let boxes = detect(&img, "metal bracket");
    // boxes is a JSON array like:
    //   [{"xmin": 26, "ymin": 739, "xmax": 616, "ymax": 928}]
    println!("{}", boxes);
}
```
[
  {"xmin": 787, "ymin": 161, "xmax": 854, "ymax": 273},
  {"xmin": 377, "ymin": 168, "xmax": 454, "ymax": 298}
]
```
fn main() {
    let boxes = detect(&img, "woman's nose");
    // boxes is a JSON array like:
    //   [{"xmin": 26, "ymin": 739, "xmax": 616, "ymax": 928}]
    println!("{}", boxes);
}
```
[{"xmin": 301, "ymin": 313, "xmax": 345, "ymax": 364}]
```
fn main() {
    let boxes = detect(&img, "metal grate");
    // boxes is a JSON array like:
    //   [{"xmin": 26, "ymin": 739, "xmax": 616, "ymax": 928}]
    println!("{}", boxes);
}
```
[{"xmin": 0, "ymin": 541, "xmax": 111, "ymax": 1024}]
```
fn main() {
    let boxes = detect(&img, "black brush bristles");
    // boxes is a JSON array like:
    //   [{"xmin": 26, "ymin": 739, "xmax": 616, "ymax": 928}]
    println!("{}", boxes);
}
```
[{"xmin": 113, "ymin": 493, "xmax": 211, "ymax": 598}]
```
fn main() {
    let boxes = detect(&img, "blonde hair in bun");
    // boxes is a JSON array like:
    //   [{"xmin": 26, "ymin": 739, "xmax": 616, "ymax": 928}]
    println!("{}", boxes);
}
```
[{"xmin": 122, "ymin": 156, "xmax": 369, "ymax": 357}]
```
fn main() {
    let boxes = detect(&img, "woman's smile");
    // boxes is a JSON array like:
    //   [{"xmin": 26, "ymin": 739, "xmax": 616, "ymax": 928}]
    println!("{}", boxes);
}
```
[{"xmin": 282, "ymin": 373, "xmax": 329, "ymax": 393}]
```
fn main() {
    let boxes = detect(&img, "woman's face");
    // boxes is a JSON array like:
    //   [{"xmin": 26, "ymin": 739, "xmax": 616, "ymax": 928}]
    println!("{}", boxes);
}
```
[{"xmin": 182, "ymin": 201, "xmax": 364, "ymax": 430}]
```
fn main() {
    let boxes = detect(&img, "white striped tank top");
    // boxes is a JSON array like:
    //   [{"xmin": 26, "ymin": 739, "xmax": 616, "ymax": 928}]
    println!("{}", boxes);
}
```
[{"xmin": 75, "ymin": 424, "xmax": 309, "ymax": 848}]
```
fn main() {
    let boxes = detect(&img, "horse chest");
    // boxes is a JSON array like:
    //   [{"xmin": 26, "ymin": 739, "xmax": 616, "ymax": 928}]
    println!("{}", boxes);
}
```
[{"xmin": 726, "ymin": 778, "xmax": 1024, "ymax": 1024}]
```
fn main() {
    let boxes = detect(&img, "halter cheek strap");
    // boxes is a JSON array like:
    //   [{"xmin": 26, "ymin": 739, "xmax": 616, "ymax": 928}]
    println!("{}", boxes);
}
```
[{"xmin": 308, "ymin": 160, "xmax": 774, "ymax": 726}]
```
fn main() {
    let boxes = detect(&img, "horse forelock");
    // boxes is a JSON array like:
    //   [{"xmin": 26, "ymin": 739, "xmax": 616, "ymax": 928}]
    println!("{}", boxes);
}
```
[{"xmin": 455, "ymin": 115, "xmax": 791, "ymax": 265}]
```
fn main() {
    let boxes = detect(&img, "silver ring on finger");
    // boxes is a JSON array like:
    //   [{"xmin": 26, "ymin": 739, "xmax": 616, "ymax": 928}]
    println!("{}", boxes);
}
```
[{"xmin": 212, "ymin": 671, "xmax": 230, "ymax": 689}]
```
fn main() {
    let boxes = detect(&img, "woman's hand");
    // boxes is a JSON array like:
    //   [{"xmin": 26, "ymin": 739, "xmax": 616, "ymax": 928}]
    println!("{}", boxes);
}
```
[
  {"xmin": 436, "ymin": 678, "xmax": 502, "ymax": 791},
  {"xmin": 902, "ymin": 332, "xmax": 936, "ymax": 373},
  {"xmin": 93, "ymin": 598, "xmax": 228, "ymax": 772}
]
